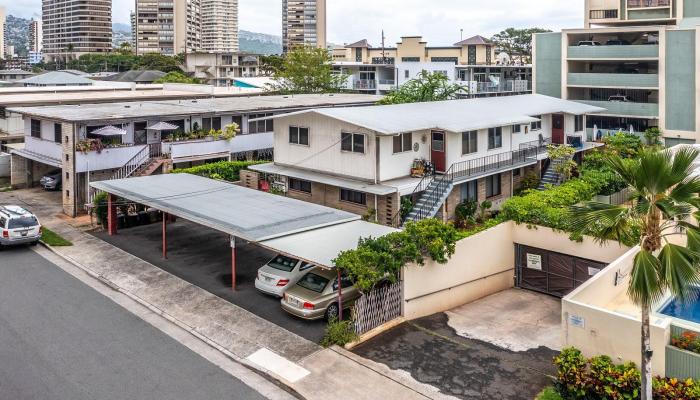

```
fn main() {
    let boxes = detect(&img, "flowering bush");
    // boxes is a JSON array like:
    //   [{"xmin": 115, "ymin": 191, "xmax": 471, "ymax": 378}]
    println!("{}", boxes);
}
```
[{"xmin": 671, "ymin": 331, "xmax": 700, "ymax": 354}]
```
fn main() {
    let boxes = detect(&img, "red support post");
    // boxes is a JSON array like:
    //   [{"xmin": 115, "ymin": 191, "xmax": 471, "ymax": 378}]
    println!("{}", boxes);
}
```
[
  {"xmin": 107, "ymin": 194, "xmax": 117, "ymax": 236},
  {"xmin": 337, "ymin": 268, "xmax": 343, "ymax": 321},
  {"xmin": 230, "ymin": 236, "xmax": 237, "ymax": 291},
  {"xmin": 162, "ymin": 212, "xmax": 167, "ymax": 259}
]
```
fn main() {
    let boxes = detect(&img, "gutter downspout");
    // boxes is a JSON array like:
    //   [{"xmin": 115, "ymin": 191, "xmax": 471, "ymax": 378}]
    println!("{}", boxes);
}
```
[{"xmin": 374, "ymin": 134, "xmax": 380, "ymax": 223}]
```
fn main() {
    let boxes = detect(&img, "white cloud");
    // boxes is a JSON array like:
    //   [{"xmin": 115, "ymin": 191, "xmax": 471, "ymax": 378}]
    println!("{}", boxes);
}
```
[{"xmin": 2, "ymin": 0, "xmax": 584, "ymax": 44}]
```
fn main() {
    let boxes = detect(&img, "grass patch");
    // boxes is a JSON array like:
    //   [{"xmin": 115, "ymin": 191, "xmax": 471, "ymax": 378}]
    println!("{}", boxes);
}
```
[
  {"xmin": 536, "ymin": 387, "xmax": 563, "ymax": 400},
  {"xmin": 41, "ymin": 227, "xmax": 72, "ymax": 246}
]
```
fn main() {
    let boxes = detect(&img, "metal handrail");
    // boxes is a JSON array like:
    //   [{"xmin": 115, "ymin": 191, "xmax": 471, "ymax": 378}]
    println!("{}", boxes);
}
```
[{"xmin": 87, "ymin": 145, "xmax": 150, "ymax": 206}]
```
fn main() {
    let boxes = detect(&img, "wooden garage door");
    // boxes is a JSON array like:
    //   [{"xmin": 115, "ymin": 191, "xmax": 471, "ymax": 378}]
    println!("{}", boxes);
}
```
[{"xmin": 516, "ymin": 245, "xmax": 606, "ymax": 298}]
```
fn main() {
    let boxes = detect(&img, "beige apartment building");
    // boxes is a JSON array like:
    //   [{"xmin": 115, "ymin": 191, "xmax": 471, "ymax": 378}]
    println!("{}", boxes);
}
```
[
  {"xmin": 282, "ymin": 0, "xmax": 326, "ymax": 53},
  {"xmin": 0, "ymin": 6, "xmax": 5, "ymax": 60},
  {"xmin": 135, "ymin": 0, "xmax": 201, "ymax": 55},
  {"xmin": 29, "ymin": 19, "xmax": 43, "ymax": 53},
  {"xmin": 201, "ymin": 0, "xmax": 239, "ymax": 53},
  {"xmin": 42, "ymin": 0, "xmax": 112, "ymax": 61}
]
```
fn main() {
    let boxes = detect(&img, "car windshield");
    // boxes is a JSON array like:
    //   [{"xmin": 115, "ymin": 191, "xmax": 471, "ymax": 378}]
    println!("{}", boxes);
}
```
[
  {"xmin": 268, "ymin": 255, "xmax": 299, "ymax": 272},
  {"xmin": 296, "ymin": 273, "xmax": 329, "ymax": 293},
  {"xmin": 8, "ymin": 216, "xmax": 38, "ymax": 229}
]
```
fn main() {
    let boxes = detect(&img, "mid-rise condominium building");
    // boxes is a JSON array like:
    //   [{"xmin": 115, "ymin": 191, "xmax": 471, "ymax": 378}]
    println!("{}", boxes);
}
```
[
  {"xmin": 533, "ymin": 0, "xmax": 700, "ymax": 146},
  {"xmin": 0, "ymin": 6, "xmax": 6, "ymax": 60},
  {"xmin": 332, "ymin": 35, "xmax": 532, "ymax": 98},
  {"xmin": 42, "ymin": 0, "xmax": 112, "ymax": 61},
  {"xmin": 135, "ymin": 0, "xmax": 237, "ymax": 55},
  {"xmin": 282, "ymin": 0, "xmax": 326, "ymax": 53}
]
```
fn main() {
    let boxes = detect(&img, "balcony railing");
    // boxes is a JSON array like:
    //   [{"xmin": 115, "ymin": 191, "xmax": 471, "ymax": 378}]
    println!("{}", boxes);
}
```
[
  {"xmin": 575, "ymin": 100, "xmax": 659, "ymax": 118},
  {"xmin": 567, "ymin": 73, "xmax": 659, "ymax": 88},
  {"xmin": 24, "ymin": 136, "xmax": 62, "ymax": 161},
  {"xmin": 627, "ymin": 0, "xmax": 670, "ymax": 8},
  {"xmin": 457, "ymin": 79, "xmax": 531, "ymax": 94},
  {"xmin": 353, "ymin": 79, "xmax": 377, "ymax": 90},
  {"xmin": 568, "ymin": 45, "xmax": 659, "ymax": 59},
  {"xmin": 75, "ymin": 145, "xmax": 147, "ymax": 173}
]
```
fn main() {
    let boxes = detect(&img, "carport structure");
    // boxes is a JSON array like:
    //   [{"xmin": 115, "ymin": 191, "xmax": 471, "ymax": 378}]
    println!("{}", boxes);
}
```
[{"xmin": 91, "ymin": 174, "xmax": 397, "ymax": 298}]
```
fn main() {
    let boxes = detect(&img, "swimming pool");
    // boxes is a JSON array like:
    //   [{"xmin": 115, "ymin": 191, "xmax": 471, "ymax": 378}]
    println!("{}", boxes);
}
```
[{"xmin": 659, "ymin": 289, "xmax": 700, "ymax": 324}]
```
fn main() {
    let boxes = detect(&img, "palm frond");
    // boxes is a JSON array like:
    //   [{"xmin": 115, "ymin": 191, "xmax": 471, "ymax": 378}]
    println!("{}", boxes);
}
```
[
  {"xmin": 658, "ymin": 244, "xmax": 700, "ymax": 303},
  {"xmin": 628, "ymin": 250, "xmax": 665, "ymax": 306},
  {"xmin": 669, "ymin": 147, "xmax": 700, "ymax": 184},
  {"xmin": 669, "ymin": 177, "xmax": 700, "ymax": 204},
  {"xmin": 569, "ymin": 202, "xmax": 633, "ymax": 243}
]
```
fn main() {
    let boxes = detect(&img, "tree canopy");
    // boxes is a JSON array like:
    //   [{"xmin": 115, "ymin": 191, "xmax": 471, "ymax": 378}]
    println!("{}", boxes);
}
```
[
  {"xmin": 38, "ymin": 52, "xmax": 185, "ymax": 74},
  {"xmin": 154, "ymin": 71, "xmax": 201, "ymax": 84},
  {"xmin": 268, "ymin": 46, "xmax": 347, "ymax": 94},
  {"xmin": 378, "ymin": 71, "xmax": 466, "ymax": 105},
  {"xmin": 490, "ymin": 27, "xmax": 552, "ymax": 63}
]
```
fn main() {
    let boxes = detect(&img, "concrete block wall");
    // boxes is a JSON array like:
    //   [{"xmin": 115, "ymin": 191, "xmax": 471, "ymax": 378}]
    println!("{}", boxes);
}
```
[
  {"xmin": 61, "ymin": 123, "xmax": 76, "ymax": 217},
  {"xmin": 444, "ymin": 171, "xmax": 514, "ymax": 222},
  {"xmin": 10, "ymin": 153, "xmax": 27, "ymax": 188}
]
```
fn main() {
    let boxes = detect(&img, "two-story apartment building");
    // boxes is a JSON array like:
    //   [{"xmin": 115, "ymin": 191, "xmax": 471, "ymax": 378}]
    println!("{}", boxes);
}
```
[
  {"xmin": 244, "ymin": 94, "xmax": 603, "ymax": 227},
  {"xmin": 534, "ymin": 0, "xmax": 700, "ymax": 145},
  {"xmin": 8, "ymin": 93, "xmax": 381, "ymax": 217},
  {"xmin": 332, "ymin": 35, "xmax": 532, "ymax": 98}
]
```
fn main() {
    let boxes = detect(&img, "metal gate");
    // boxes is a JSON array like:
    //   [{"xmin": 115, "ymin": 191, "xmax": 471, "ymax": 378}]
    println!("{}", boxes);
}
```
[
  {"xmin": 353, "ymin": 282, "xmax": 402, "ymax": 335},
  {"xmin": 515, "ymin": 244, "xmax": 606, "ymax": 298}
]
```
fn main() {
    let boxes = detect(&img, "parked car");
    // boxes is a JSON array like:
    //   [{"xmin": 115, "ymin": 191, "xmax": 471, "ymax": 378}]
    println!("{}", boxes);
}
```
[
  {"xmin": 39, "ymin": 169, "xmax": 62, "ymax": 191},
  {"xmin": 254, "ymin": 254, "xmax": 316, "ymax": 297},
  {"xmin": 608, "ymin": 95, "xmax": 630, "ymax": 102},
  {"xmin": 281, "ymin": 268, "xmax": 360, "ymax": 321},
  {"xmin": 605, "ymin": 39, "xmax": 630, "ymax": 46},
  {"xmin": 577, "ymin": 41, "xmax": 601, "ymax": 46},
  {"xmin": 0, "ymin": 205, "xmax": 41, "ymax": 247}
]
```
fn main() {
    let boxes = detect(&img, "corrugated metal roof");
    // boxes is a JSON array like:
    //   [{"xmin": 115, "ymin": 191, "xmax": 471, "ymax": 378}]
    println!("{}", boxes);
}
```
[
  {"xmin": 259, "ymin": 220, "xmax": 398, "ymax": 268},
  {"xmin": 9, "ymin": 93, "xmax": 383, "ymax": 123},
  {"xmin": 90, "ymin": 173, "xmax": 360, "ymax": 242},
  {"xmin": 268, "ymin": 94, "xmax": 605, "ymax": 135}
]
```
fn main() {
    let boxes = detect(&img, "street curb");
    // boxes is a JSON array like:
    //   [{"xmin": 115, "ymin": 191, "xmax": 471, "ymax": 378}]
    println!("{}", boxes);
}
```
[{"xmin": 38, "ymin": 241, "xmax": 304, "ymax": 400}]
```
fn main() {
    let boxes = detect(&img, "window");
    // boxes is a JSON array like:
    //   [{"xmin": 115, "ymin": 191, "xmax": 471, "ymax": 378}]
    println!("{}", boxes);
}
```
[
  {"xmin": 512, "ymin": 124, "xmax": 521, "ymax": 134},
  {"xmin": 461, "ymin": 130, "xmax": 478, "ymax": 155},
  {"xmin": 202, "ymin": 117, "xmax": 212, "ymax": 132},
  {"xmin": 488, "ymin": 127, "xmax": 502, "ymax": 150},
  {"xmin": 268, "ymin": 255, "xmax": 300, "ymax": 272},
  {"xmin": 575, "ymin": 115, "xmax": 584, "ymax": 132},
  {"xmin": 288, "ymin": 178, "xmax": 312, "ymax": 193},
  {"xmin": 248, "ymin": 113, "xmax": 273, "ymax": 134},
  {"xmin": 514, "ymin": 168, "xmax": 521, "ymax": 177},
  {"xmin": 401, "ymin": 57, "xmax": 420, "ymax": 62},
  {"xmin": 404, "ymin": 70, "xmax": 410, "ymax": 79},
  {"xmin": 531, "ymin": 116, "xmax": 542, "ymax": 131},
  {"xmin": 486, "ymin": 174, "xmax": 502, "ymax": 198},
  {"xmin": 289, "ymin": 126, "xmax": 309, "ymax": 146},
  {"xmin": 341, "ymin": 132, "xmax": 365, "ymax": 154},
  {"xmin": 30, "ymin": 119, "xmax": 41, "ymax": 138},
  {"xmin": 460, "ymin": 181, "xmax": 478, "ymax": 202},
  {"xmin": 340, "ymin": 188, "xmax": 366, "ymax": 205},
  {"xmin": 332, "ymin": 274, "xmax": 354, "ymax": 291},
  {"xmin": 54, "ymin": 123, "xmax": 62, "ymax": 143},
  {"xmin": 213, "ymin": 117, "xmax": 221, "ymax": 131},
  {"xmin": 0, "ymin": 217, "xmax": 6, "ymax": 228},
  {"xmin": 393, "ymin": 132, "xmax": 412, "ymax": 153},
  {"xmin": 297, "ymin": 272, "xmax": 330, "ymax": 293},
  {"xmin": 590, "ymin": 9, "xmax": 618, "ymax": 19}
]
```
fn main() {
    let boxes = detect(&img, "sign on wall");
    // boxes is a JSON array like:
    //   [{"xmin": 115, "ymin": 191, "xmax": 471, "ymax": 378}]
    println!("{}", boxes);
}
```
[
  {"xmin": 526, "ymin": 253, "xmax": 543, "ymax": 270},
  {"xmin": 569, "ymin": 314, "xmax": 585, "ymax": 328}
]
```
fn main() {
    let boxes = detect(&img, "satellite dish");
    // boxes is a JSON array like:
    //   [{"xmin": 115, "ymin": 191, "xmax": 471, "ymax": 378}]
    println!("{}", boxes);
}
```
[{"xmin": 497, "ymin": 52, "xmax": 511, "ymax": 65}]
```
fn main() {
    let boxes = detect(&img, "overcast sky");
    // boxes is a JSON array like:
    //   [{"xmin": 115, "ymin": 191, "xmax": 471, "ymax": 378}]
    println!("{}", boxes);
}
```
[{"xmin": 5, "ymin": 0, "xmax": 584, "ymax": 44}]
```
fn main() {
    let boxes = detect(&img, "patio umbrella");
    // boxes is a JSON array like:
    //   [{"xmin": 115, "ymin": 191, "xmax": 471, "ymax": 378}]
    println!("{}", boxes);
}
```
[
  {"xmin": 90, "ymin": 125, "xmax": 127, "ymax": 136},
  {"xmin": 147, "ymin": 121, "xmax": 179, "ymax": 131},
  {"xmin": 630, "ymin": 125, "xmax": 635, "ymax": 135}
]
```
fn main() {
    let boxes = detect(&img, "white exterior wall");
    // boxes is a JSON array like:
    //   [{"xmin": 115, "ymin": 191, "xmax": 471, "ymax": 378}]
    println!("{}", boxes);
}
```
[
  {"xmin": 273, "ymin": 113, "xmax": 378, "ymax": 181},
  {"xmin": 1, "ymin": 112, "xmax": 25, "ymax": 136},
  {"xmin": 377, "ymin": 130, "xmax": 430, "ymax": 181},
  {"xmin": 396, "ymin": 62, "xmax": 457, "ymax": 85}
]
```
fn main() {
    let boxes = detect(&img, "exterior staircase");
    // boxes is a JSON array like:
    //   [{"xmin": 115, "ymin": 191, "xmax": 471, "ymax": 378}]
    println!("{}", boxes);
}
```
[
  {"xmin": 402, "ymin": 174, "xmax": 454, "ymax": 226},
  {"xmin": 537, "ymin": 159, "xmax": 567, "ymax": 190},
  {"xmin": 133, "ymin": 158, "xmax": 167, "ymax": 177}
]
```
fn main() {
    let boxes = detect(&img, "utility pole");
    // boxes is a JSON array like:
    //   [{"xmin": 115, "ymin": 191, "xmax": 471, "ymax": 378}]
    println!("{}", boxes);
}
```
[{"xmin": 381, "ymin": 29, "xmax": 386, "ymax": 64}]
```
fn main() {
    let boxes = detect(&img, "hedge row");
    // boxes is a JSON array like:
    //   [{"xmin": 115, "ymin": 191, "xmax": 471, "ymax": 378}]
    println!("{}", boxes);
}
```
[{"xmin": 171, "ymin": 160, "xmax": 266, "ymax": 182}]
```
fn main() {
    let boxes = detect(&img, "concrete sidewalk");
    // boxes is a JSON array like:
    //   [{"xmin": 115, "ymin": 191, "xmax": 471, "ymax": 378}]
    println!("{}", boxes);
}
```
[{"xmin": 3, "ymin": 189, "xmax": 439, "ymax": 400}]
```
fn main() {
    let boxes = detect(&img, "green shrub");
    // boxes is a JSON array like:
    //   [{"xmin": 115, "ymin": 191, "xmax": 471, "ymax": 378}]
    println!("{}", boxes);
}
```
[
  {"xmin": 454, "ymin": 200, "xmax": 478, "ymax": 228},
  {"xmin": 536, "ymin": 387, "xmax": 563, "ymax": 400},
  {"xmin": 320, "ymin": 318, "xmax": 359, "ymax": 347},
  {"xmin": 516, "ymin": 171, "xmax": 540, "ymax": 195},
  {"xmin": 92, "ymin": 192, "xmax": 109, "ymax": 228},
  {"xmin": 455, "ymin": 217, "xmax": 505, "ymax": 240},
  {"xmin": 171, "ymin": 160, "xmax": 266, "ymax": 182},
  {"xmin": 552, "ymin": 347, "xmax": 700, "ymax": 400}
]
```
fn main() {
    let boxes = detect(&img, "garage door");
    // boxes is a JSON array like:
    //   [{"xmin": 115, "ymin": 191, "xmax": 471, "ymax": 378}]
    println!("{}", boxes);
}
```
[{"xmin": 515, "ymin": 244, "xmax": 606, "ymax": 298}]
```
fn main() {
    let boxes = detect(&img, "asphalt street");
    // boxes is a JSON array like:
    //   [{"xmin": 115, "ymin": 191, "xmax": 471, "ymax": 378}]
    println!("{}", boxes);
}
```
[{"xmin": 0, "ymin": 246, "xmax": 270, "ymax": 400}]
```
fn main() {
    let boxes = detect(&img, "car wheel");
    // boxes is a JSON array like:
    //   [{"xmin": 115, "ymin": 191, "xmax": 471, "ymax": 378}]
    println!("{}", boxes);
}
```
[
  {"xmin": 30, "ymin": 241, "xmax": 39, "ymax": 246},
  {"xmin": 325, "ymin": 302, "xmax": 340, "ymax": 321}
]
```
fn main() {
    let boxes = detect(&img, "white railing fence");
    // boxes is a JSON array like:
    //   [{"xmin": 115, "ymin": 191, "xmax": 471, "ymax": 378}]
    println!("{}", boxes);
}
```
[
  {"xmin": 87, "ymin": 145, "xmax": 151, "ymax": 207},
  {"xmin": 353, "ymin": 281, "xmax": 403, "ymax": 336}
]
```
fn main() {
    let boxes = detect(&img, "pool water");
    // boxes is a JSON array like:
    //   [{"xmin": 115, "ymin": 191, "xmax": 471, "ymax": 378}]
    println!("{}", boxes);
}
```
[{"xmin": 660, "ymin": 290, "xmax": 700, "ymax": 324}]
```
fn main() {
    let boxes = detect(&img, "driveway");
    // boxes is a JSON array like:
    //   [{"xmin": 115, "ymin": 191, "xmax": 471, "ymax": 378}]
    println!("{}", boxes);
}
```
[
  {"xmin": 93, "ymin": 219, "xmax": 327, "ymax": 343},
  {"xmin": 352, "ymin": 290, "xmax": 560, "ymax": 400}
]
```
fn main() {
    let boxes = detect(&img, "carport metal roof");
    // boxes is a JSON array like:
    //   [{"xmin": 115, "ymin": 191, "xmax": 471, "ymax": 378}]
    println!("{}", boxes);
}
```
[{"xmin": 91, "ymin": 174, "xmax": 361, "ymax": 243}]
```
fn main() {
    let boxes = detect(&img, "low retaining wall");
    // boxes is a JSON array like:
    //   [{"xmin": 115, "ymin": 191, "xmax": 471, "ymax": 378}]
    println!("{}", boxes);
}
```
[{"xmin": 402, "ymin": 221, "xmax": 516, "ymax": 320}]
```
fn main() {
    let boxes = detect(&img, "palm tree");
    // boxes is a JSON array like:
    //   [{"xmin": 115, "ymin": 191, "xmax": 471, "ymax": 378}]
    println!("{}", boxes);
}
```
[{"xmin": 569, "ymin": 147, "xmax": 700, "ymax": 400}]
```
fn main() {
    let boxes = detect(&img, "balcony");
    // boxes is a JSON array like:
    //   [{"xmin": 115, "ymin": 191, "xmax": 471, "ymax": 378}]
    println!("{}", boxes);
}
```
[
  {"xmin": 13, "ymin": 136, "xmax": 62, "ymax": 167},
  {"xmin": 165, "ymin": 138, "xmax": 232, "ymax": 162},
  {"xmin": 457, "ymin": 80, "xmax": 531, "ymax": 94},
  {"xmin": 75, "ymin": 144, "xmax": 147, "ymax": 173},
  {"xmin": 353, "ymin": 79, "xmax": 377, "ymax": 90},
  {"xmin": 377, "ymin": 79, "xmax": 396, "ymax": 91},
  {"xmin": 568, "ymin": 45, "xmax": 659, "ymax": 59},
  {"xmin": 567, "ymin": 73, "xmax": 659, "ymax": 88},
  {"xmin": 575, "ymin": 100, "xmax": 659, "ymax": 118}
]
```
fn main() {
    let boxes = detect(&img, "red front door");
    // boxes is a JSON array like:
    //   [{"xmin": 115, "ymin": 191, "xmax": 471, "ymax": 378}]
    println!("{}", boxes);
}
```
[
  {"xmin": 431, "ymin": 131, "xmax": 446, "ymax": 173},
  {"xmin": 552, "ymin": 114, "xmax": 565, "ymax": 145}
]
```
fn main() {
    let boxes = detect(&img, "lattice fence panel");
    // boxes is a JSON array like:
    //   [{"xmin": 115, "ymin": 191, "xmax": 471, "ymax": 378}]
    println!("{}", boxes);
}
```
[{"xmin": 353, "ymin": 282, "xmax": 402, "ymax": 335}]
